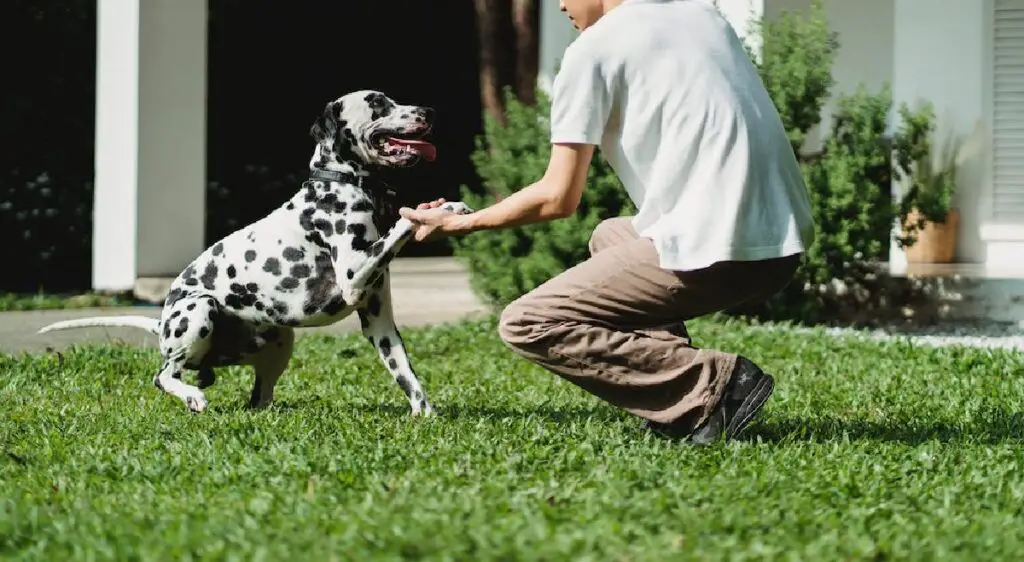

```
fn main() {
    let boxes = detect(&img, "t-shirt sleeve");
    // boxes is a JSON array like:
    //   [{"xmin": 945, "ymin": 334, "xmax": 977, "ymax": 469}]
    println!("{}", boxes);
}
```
[{"xmin": 549, "ymin": 44, "xmax": 612, "ymax": 146}]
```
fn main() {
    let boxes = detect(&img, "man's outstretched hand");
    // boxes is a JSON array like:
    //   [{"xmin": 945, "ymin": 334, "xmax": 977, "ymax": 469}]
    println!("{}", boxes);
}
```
[{"xmin": 399, "ymin": 198, "xmax": 469, "ymax": 243}]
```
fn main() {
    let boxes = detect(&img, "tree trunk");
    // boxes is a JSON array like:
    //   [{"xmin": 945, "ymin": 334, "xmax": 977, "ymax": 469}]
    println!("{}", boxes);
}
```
[
  {"xmin": 473, "ymin": 0, "xmax": 510, "ymax": 125},
  {"xmin": 511, "ymin": 0, "xmax": 538, "ymax": 105}
]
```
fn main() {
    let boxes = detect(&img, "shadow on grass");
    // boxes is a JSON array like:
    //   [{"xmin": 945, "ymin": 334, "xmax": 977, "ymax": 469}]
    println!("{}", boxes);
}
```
[
  {"xmin": 744, "ymin": 412, "xmax": 1024, "ymax": 445},
  {"xmin": 261, "ymin": 399, "xmax": 1024, "ymax": 445},
  {"xmin": 350, "ymin": 402, "xmax": 627, "ymax": 423}
]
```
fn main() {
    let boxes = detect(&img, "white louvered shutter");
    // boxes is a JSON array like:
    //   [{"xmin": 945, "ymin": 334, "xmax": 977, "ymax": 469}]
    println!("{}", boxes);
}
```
[{"xmin": 993, "ymin": 0, "xmax": 1024, "ymax": 222}]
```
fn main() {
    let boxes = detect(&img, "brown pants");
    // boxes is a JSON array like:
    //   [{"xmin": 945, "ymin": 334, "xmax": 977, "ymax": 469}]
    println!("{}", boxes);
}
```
[{"xmin": 498, "ymin": 216, "xmax": 800, "ymax": 433}]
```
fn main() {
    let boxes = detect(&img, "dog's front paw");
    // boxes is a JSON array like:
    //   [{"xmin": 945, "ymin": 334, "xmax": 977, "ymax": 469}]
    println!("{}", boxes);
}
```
[
  {"xmin": 412, "ymin": 402, "xmax": 435, "ymax": 418},
  {"xmin": 185, "ymin": 392, "xmax": 208, "ymax": 413},
  {"xmin": 440, "ymin": 201, "xmax": 474, "ymax": 215}
]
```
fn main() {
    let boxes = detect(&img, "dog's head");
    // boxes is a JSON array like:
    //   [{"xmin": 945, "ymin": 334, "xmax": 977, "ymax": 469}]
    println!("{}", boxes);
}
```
[{"xmin": 309, "ymin": 90, "xmax": 437, "ymax": 169}]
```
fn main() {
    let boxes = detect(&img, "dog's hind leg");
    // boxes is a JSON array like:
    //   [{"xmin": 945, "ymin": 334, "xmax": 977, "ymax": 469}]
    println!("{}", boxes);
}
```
[
  {"xmin": 154, "ymin": 295, "xmax": 219, "ymax": 412},
  {"xmin": 357, "ymin": 273, "xmax": 432, "ymax": 417},
  {"xmin": 247, "ymin": 326, "xmax": 295, "ymax": 409},
  {"xmin": 196, "ymin": 368, "xmax": 216, "ymax": 389}
]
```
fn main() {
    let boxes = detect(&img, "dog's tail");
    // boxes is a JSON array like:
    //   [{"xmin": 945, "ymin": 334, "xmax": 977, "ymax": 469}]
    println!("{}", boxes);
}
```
[{"xmin": 37, "ymin": 315, "xmax": 160, "ymax": 335}]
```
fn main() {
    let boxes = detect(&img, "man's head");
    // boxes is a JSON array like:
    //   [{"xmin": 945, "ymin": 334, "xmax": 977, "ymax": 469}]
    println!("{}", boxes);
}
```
[
  {"xmin": 559, "ymin": 0, "xmax": 624, "ymax": 31},
  {"xmin": 309, "ymin": 90, "xmax": 437, "ymax": 169}
]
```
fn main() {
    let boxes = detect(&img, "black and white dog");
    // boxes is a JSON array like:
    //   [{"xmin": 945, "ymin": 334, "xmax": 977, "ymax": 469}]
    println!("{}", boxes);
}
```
[{"xmin": 38, "ymin": 90, "xmax": 472, "ymax": 415}]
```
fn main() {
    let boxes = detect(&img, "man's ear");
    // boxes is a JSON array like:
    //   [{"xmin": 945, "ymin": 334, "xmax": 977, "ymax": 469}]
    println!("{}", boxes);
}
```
[{"xmin": 309, "ymin": 101, "xmax": 340, "ymax": 144}]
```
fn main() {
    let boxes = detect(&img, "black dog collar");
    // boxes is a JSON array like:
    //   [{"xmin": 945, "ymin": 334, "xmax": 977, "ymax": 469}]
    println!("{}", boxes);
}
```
[
  {"xmin": 308, "ymin": 168, "xmax": 359, "ymax": 185},
  {"xmin": 307, "ymin": 167, "xmax": 399, "ymax": 232}
]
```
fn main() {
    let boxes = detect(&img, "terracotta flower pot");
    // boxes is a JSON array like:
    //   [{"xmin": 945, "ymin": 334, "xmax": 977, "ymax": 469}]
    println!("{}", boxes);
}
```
[{"xmin": 903, "ymin": 207, "xmax": 959, "ymax": 264}]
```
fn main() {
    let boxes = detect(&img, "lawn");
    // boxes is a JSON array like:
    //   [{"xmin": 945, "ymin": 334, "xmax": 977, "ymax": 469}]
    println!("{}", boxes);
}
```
[
  {"xmin": 2, "ymin": 315, "xmax": 1024, "ymax": 561},
  {"xmin": 0, "ymin": 292, "xmax": 134, "ymax": 312}
]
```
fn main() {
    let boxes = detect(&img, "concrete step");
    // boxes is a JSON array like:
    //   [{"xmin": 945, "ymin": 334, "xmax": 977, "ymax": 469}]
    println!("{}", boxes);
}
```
[{"xmin": 135, "ymin": 257, "xmax": 476, "ymax": 304}]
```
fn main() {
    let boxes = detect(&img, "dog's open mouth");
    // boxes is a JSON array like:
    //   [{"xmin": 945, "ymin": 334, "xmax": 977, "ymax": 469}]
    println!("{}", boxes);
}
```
[{"xmin": 375, "ymin": 131, "xmax": 437, "ymax": 162}]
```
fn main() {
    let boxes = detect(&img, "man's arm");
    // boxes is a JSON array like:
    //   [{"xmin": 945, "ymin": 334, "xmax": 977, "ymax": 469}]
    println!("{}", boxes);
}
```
[
  {"xmin": 454, "ymin": 143, "xmax": 595, "ymax": 233},
  {"xmin": 398, "ymin": 142, "xmax": 596, "ymax": 241}
]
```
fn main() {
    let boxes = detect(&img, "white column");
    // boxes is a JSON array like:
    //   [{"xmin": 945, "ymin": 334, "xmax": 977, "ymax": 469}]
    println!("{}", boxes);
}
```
[{"xmin": 92, "ymin": 0, "xmax": 208, "ymax": 292}]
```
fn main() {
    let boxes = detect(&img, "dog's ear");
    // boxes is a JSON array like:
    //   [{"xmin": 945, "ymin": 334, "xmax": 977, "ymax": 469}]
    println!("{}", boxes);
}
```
[{"xmin": 309, "ymin": 102, "xmax": 339, "ymax": 144}]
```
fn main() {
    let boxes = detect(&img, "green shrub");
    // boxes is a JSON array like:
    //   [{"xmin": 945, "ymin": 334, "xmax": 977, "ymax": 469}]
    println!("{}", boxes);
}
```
[{"xmin": 451, "ymin": 89, "xmax": 635, "ymax": 307}]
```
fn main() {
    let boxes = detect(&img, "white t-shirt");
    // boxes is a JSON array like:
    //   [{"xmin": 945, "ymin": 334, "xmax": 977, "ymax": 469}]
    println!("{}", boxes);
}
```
[{"xmin": 550, "ymin": 0, "xmax": 815, "ymax": 271}]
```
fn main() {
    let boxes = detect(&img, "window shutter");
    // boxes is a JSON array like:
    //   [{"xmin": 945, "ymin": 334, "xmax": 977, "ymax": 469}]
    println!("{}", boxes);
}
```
[{"xmin": 993, "ymin": 0, "xmax": 1024, "ymax": 222}]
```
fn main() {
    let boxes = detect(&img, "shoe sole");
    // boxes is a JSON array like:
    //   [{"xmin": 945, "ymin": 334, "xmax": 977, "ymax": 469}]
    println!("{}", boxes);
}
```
[{"xmin": 724, "ymin": 373, "xmax": 775, "ymax": 439}]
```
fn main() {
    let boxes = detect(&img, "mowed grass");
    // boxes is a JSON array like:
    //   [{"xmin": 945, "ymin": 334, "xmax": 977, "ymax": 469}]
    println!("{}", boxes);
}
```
[{"xmin": 2, "ymin": 316, "xmax": 1024, "ymax": 561}]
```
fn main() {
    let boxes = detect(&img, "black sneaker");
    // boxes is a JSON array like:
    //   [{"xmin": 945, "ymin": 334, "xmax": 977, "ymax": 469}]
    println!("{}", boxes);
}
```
[{"xmin": 644, "ymin": 356, "xmax": 775, "ymax": 444}]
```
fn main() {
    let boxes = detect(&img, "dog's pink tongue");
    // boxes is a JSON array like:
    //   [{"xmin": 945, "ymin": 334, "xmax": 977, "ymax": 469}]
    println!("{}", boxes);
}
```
[{"xmin": 388, "ymin": 137, "xmax": 437, "ymax": 161}]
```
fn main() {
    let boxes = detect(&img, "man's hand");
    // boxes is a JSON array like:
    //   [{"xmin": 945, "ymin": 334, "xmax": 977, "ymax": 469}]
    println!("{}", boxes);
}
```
[{"xmin": 399, "ymin": 198, "xmax": 466, "ymax": 242}]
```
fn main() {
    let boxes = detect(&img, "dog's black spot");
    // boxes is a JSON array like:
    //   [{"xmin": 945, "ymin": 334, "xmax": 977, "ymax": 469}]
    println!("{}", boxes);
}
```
[
  {"xmin": 225, "ymin": 294, "xmax": 243, "ymax": 309},
  {"xmin": 162, "ymin": 321, "xmax": 171, "ymax": 339},
  {"xmin": 346, "ymin": 269, "xmax": 355, "ymax": 279},
  {"xmin": 317, "ymin": 194, "xmax": 347, "ymax": 214},
  {"xmin": 174, "ymin": 316, "xmax": 190, "ymax": 338},
  {"xmin": 286, "ymin": 202, "xmax": 296, "ymax": 211},
  {"xmin": 347, "ymin": 224, "xmax": 370, "ymax": 252},
  {"xmin": 331, "ymin": 246, "xmax": 339, "ymax": 261},
  {"xmin": 255, "ymin": 301, "xmax": 265, "ymax": 311},
  {"xmin": 367, "ymin": 293, "xmax": 382, "ymax": 317},
  {"xmin": 359, "ymin": 313, "xmax": 370, "ymax": 330},
  {"xmin": 324, "ymin": 295, "xmax": 346, "ymax": 316},
  {"xmin": 334, "ymin": 219, "xmax": 346, "ymax": 234},
  {"xmin": 379, "ymin": 336, "xmax": 392, "ymax": 357},
  {"xmin": 395, "ymin": 374, "xmax": 412, "ymax": 396},
  {"xmin": 241, "ymin": 293, "xmax": 258, "ymax": 307},
  {"xmin": 246, "ymin": 231, "xmax": 257, "ymax": 242},
  {"xmin": 263, "ymin": 257, "xmax": 282, "ymax": 276},
  {"xmin": 279, "ymin": 277, "xmax": 300, "ymax": 290},
  {"xmin": 244, "ymin": 250, "xmax": 257, "ymax": 263},
  {"xmin": 351, "ymin": 199, "xmax": 373, "ymax": 213},
  {"xmin": 305, "ymin": 231, "xmax": 330, "ymax": 250},
  {"xmin": 165, "ymin": 288, "xmax": 184, "ymax": 307},
  {"xmin": 230, "ymin": 283, "xmax": 246, "ymax": 295},
  {"xmin": 171, "ymin": 310, "xmax": 182, "ymax": 319},
  {"xmin": 187, "ymin": 303, "xmax": 196, "ymax": 311},
  {"xmin": 245, "ymin": 283, "xmax": 258, "ymax": 293},
  {"xmin": 199, "ymin": 326, "xmax": 210, "ymax": 338},
  {"xmin": 290, "ymin": 264, "xmax": 312, "ymax": 278},
  {"xmin": 389, "ymin": 358, "xmax": 399, "ymax": 371},
  {"xmin": 299, "ymin": 207, "xmax": 316, "ymax": 232},
  {"xmin": 212, "ymin": 243, "xmax": 224, "ymax": 256},
  {"xmin": 227, "ymin": 265, "xmax": 237, "ymax": 278},
  {"xmin": 282, "ymin": 247, "xmax": 304, "ymax": 262},
  {"xmin": 313, "ymin": 218, "xmax": 334, "ymax": 237},
  {"xmin": 200, "ymin": 261, "xmax": 219, "ymax": 291}
]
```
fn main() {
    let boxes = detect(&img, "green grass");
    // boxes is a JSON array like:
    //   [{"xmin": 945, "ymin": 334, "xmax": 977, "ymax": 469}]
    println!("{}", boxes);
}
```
[
  {"xmin": 0, "ymin": 291, "xmax": 134, "ymax": 312},
  {"xmin": 2, "ymin": 315, "xmax": 1024, "ymax": 561}
]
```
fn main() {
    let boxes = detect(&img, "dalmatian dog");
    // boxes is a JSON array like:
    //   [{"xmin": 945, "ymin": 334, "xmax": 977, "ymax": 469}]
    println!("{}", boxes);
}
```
[{"xmin": 37, "ymin": 90, "xmax": 472, "ymax": 415}]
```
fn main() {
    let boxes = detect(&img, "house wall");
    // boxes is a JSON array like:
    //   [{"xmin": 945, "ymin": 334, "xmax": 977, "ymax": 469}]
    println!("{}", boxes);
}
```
[{"xmin": 888, "ymin": 0, "xmax": 989, "ymax": 267}]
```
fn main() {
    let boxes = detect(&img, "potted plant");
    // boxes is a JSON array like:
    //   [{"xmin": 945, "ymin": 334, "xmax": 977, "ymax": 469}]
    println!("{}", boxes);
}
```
[{"xmin": 894, "ymin": 104, "xmax": 961, "ymax": 264}]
